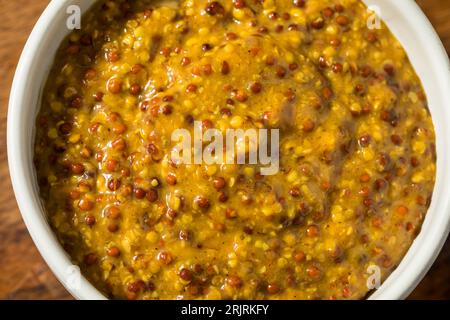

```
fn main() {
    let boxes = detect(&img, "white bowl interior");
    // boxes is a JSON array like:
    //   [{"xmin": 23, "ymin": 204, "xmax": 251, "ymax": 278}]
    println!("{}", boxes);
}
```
[
  {"xmin": 7, "ymin": 0, "xmax": 450, "ymax": 300},
  {"xmin": 363, "ymin": 0, "xmax": 450, "ymax": 299},
  {"xmin": 8, "ymin": 0, "xmax": 104, "ymax": 300}
]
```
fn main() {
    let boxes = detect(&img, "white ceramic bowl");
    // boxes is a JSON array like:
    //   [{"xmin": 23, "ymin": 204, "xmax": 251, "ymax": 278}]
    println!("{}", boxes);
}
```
[{"xmin": 7, "ymin": 0, "xmax": 450, "ymax": 300}]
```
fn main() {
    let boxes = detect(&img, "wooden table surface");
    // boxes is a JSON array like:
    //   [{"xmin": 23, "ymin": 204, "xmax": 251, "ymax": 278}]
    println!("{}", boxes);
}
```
[{"xmin": 0, "ymin": 0, "xmax": 449, "ymax": 300}]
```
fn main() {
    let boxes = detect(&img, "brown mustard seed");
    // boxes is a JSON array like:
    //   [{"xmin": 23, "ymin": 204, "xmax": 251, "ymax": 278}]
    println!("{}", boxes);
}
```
[
  {"xmin": 179, "ymin": 229, "xmax": 191, "ymax": 241},
  {"xmin": 179, "ymin": 268, "xmax": 193, "ymax": 281},
  {"xmin": 134, "ymin": 188, "xmax": 147, "ymax": 199},
  {"xmin": 195, "ymin": 196, "xmax": 210, "ymax": 210},
  {"xmin": 227, "ymin": 276, "xmax": 243, "ymax": 288},
  {"xmin": 108, "ymin": 178, "xmax": 121, "ymax": 191},
  {"xmin": 106, "ymin": 206, "xmax": 121, "ymax": 219},
  {"xmin": 107, "ymin": 246, "xmax": 121, "ymax": 257},
  {"xmin": 108, "ymin": 78, "xmax": 122, "ymax": 94},
  {"xmin": 311, "ymin": 18, "xmax": 325, "ymax": 29},
  {"xmin": 166, "ymin": 174, "xmax": 177, "ymax": 185},
  {"xmin": 302, "ymin": 119, "xmax": 316, "ymax": 132},
  {"xmin": 221, "ymin": 61, "xmax": 230, "ymax": 75},
  {"xmin": 250, "ymin": 82, "xmax": 263, "ymax": 94},
  {"xmin": 158, "ymin": 251, "xmax": 172, "ymax": 265},
  {"xmin": 358, "ymin": 134, "xmax": 372, "ymax": 147},
  {"xmin": 186, "ymin": 84, "xmax": 198, "ymax": 93},
  {"xmin": 276, "ymin": 66, "xmax": 287, "ymax": 78},
  {"xmin": 293, "ymin": 0, "xmax": 306, "ymax": 8},
  {"xmin": 146, "ymin": 189, "xmax": 158, "ymax": 202},
  {"xmin": 205, "ymin": 1, "xmax": 225, "ymax": 16},
  {"xmin": 289, "ymin": 186, "xmax": 301, "ymax": 197},
  {"xmin": 267, "ymin": 283, "xmax": 280, "ymax": 294},
  {"xmin": 78, "ymin": 199, "xmax": 94, "ymax": 211},
  {"xmin": 336, "ymin": 15, "xmax": 350, "ymax": 26},
  {"xmin": 85, "ymin": 215, "xmax": 96, "ymax": 226},
  {"xmin": 129, "ymin": 83, "xmax": 141, "ymax": 95},
  {"xmin": 181, "ymin": 57, "xmax": 191, "ymax": 66},
  {"xmin": 213, "ymin": 177, "xmax": 226, "ymax": 190}
]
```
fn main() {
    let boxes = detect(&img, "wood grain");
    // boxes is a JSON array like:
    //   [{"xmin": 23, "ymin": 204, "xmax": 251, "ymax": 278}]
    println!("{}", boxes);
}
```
[{"xmin": 0, "ymin": 0, "xmax": 448, "ymax": 300}]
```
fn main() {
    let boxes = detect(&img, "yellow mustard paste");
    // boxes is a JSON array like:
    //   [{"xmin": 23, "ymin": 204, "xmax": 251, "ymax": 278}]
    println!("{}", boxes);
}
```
[{"xmin": 34, "ymin": 0, "xmax": 436, "ymax": 299}]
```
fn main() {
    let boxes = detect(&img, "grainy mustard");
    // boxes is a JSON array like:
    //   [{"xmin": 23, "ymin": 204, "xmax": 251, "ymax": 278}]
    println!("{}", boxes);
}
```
[{"xmin": 34, "ymin": 0, "xmax": 436, "ymax": 300}]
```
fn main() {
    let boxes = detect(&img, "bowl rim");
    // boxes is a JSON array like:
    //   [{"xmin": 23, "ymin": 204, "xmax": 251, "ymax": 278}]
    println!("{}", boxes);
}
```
[
  {"xmin": 7, "ymin": 0, "xmax": 450, "ymax": 300},
  {"xmin": 7, "ymin": 0, "xmax": 106, "ymax": 300}
]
